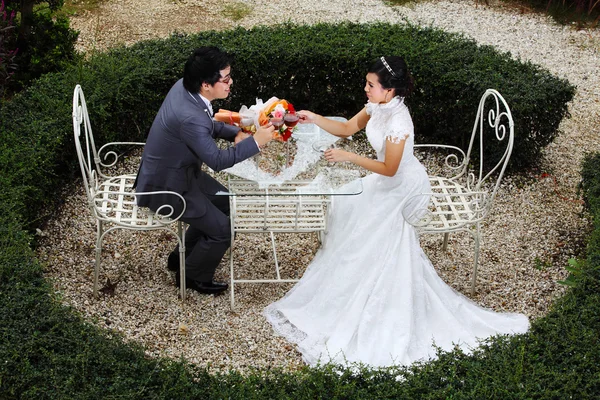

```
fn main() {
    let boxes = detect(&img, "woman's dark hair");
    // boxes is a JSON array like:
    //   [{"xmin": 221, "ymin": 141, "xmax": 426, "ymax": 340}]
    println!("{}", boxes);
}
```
[
  {"xmin": 183, "ymin": 46, "xmax": 233, "ymax": 93},
  {"xmin": 368, "ymin": 56, "xmax": 414, "ymax": 98}
]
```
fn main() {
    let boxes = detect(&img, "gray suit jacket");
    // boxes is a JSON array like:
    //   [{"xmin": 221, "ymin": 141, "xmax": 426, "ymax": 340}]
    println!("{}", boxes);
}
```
[{"xmin": 135, "ymin": 78, "xmax": 259, "ymax": 218}]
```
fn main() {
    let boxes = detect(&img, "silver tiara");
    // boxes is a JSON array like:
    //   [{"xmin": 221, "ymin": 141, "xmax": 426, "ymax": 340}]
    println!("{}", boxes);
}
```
[{"xmin": 380, "ymin": 56, "xmax": 396, "ymax": 77}]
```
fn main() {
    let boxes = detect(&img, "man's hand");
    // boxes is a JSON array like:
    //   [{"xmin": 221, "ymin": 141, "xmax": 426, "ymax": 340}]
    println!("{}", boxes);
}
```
[
  {"xmin": 234, "ymin": 130, "xmax": 250, "ymax": 145},
  {"xmin": 253, "ymin": 123, "xmax": 275, "ymax": 148}
]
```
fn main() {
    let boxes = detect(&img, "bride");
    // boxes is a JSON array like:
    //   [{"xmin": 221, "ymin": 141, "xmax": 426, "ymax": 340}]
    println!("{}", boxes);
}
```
[{"xmin": 263, "ymin": 56, "xmax": 530, "ymax": 368}]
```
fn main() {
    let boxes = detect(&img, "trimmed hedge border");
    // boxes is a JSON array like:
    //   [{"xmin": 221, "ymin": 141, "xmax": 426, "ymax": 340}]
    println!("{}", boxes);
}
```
[{"xmin": 2, "ymin": 23, "xmax": 596, "ymax": 398}]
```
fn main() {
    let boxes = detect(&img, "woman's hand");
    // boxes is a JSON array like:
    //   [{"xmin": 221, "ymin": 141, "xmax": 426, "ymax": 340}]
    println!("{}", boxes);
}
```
[
  {"xmin": 324, "ymin": 148, "xmax": 354, "ymax": 163},
  {"xmin": 297, "ymin": 110, "xmax": 319, "ymax": 124}
]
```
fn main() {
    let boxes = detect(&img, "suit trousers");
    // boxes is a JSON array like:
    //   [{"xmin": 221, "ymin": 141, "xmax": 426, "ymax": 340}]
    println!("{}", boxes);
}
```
[{"xmin": 177, "ymin": 186, "xmax": 231, "ymax": 282}]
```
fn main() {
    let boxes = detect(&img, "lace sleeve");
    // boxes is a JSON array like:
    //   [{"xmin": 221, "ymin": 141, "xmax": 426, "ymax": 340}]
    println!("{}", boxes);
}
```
[
  {"xmin": 384, "ymin": 113, "xmax": 413, "ymax": 144},
  {"xmin": 385, "ymin": 132, "xmax": 410, "ymax": 144}
]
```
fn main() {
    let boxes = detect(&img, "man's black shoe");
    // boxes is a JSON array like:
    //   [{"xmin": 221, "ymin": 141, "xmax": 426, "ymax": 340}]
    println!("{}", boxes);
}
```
[{"xmin": 175, "ymin": 271, "xmax": 228, "ymax": 295}]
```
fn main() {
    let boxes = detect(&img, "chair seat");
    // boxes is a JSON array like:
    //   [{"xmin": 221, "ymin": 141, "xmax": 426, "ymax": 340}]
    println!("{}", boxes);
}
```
[
  {"xmin": 416, "ymin": 176, "xmax": 485, "ymax": 234},
  {"xmin": 93, "ymin": 175, "xmax": 176, "ymax": 229}
]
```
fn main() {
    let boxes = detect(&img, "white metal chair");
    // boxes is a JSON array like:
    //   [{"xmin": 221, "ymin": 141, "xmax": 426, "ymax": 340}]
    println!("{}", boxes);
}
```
[
  {"xmin": 403, "ymin": 89, "xmax": 514, "ymax": 294},
  {"xmin": 72, "ymin": 84, "xmax": 189, "ymax": 300}
]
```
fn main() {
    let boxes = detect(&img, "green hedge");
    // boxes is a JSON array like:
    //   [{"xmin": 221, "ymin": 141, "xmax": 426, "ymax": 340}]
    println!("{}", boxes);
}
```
[{"xmin": 2, "ymin": 23, "xmax": 595, "ymax": 398}]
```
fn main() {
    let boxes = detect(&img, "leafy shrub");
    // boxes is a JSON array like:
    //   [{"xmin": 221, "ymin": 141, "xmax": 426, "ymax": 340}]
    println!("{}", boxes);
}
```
[
  {"xmin": 102, "ymin": 24, "xmax": 575, "ymax": 171},
  {"xmin": 580, "ymin": 153, "xmax": 600, "ymax": 258},
  {"xmin": 11, "ymin": 12, "xmax": 79, "ymax": 92}
]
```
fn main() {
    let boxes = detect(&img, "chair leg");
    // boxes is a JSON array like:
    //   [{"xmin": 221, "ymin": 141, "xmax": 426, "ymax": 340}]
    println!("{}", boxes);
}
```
[
  {"xmin": 271, "ymin": 232, "xmax": 280, "ymax": 280},
  {"xmin": 94, "ymin": 220, "xmax": 103, "ymax": 298},
  {"xmin": 442, "ymin": 232, "xmax": 449, "ymax": 251},
  {"xmin": 229, "ymin": 196, "xmax": 237, "ymax": 309},
  {"xmin": 178, "ymin": 221, "xmax": 186, "ymax": 301},
  {"xmin": 470, "ymin": 225, "xmax": 481, "ymax": 295},
  {"xmin": 230, "ymin": 233, "xmax": 236, "ymax": 309}
]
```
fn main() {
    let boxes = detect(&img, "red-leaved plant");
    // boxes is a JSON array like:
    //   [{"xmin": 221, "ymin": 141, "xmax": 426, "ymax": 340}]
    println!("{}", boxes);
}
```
[
  {"xmin": 0, "ymin": 0, "xmax": 18, "ymax": 95},
  {"xmin": 488, "ymin": 0, "xmax": 600, "ymax": 26},
  {"xmin": 544, "ymin": 0, "xmax": 600, "ymax": 25},
  {"xmin": 549, "ymin": 0, "xmax": 600, "ymax": 15},
  {"xmin": 549, "ymin": 0, "xmax": 600, "ymax": 26}
]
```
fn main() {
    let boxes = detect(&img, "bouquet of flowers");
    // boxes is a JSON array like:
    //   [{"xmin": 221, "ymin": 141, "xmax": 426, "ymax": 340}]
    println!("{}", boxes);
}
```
[
  {"xmin": 260, "ymin": 99, "xmax": 299, "ymax": 141},
  {"xmin": 214, "ymin": 97, "xmax": 300, "ymax": 142}
]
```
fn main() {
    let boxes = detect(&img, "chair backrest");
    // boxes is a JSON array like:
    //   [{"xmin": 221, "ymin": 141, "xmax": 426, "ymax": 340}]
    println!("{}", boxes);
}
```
[
  {"xmin": 459, "ymin": 89, "xmax": 514, "ymax": 208},
  {"xmin": 72, "ymin": 84, "xmax": 100, "ymax": 210}
]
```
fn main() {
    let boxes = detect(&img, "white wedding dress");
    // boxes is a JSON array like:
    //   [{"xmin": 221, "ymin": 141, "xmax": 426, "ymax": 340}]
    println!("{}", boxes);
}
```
[{"xmin": 264, "ymin": 96, "xmax": 529, "ymax": 368}]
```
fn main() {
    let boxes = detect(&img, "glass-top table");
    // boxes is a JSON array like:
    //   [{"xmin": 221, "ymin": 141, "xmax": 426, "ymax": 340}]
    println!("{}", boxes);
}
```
[
  {"xmin": 215, "ymin": 119, "xmax": 364, "ymax": 308},
  {"xmin": 219, "ymin": 169, "xmax": 363, "ymax": 197}
]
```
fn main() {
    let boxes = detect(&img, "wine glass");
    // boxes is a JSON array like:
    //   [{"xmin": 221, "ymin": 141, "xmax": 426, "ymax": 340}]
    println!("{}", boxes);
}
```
[
  {"xmin": 270, "ymin": 117, "xmax": 284, "ymax": 131},
  {"xmin": 283, "ymin": 113, "xmax": 300, "ymax": 128},
  {"xmin": 269, "ymin": 116, "xmax": 288, "ymax": 166},
  {"xmin": 312, "ymin": 139, "xmax": 335, "ymax": 153}
]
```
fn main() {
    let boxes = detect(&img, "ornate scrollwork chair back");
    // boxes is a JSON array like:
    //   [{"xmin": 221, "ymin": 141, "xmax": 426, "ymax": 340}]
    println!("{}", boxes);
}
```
[
  {"xmin": 463, "ymin": 89, "xmax": 515, "ymax": 213},
  {"xmin": 72, "ymin": 85, "xmax": 100, "ymax": 215}
]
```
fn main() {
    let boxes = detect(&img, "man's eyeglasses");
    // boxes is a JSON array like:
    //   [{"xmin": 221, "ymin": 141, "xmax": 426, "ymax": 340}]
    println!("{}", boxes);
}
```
[{"xmin": 218, "ymin": 75, "xmax": 232, "ymax": 84}]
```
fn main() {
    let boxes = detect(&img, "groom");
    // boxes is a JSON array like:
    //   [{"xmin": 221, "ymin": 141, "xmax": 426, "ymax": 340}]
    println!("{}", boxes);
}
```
[{"xmin": 135, "ymin": 46, "xmax": 274, "ymax": 295}]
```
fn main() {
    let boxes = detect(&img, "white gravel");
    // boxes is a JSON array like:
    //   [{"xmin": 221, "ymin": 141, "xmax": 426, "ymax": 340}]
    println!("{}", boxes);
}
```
[{"xmin": 38, "ymin": 0, "xmax": 600, "ymax": 373}]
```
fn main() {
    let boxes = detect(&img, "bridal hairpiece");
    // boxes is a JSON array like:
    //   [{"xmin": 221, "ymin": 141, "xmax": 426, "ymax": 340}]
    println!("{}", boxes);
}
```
[{"xmin": 380, "ymin": 56, "xmax": 396, "ymax": 77}]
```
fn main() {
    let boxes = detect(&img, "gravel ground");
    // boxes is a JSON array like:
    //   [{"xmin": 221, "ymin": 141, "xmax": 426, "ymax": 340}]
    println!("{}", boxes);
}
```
[{"xmin": 37, "ymin": 0, "xmax": 600, "ymax": 372}]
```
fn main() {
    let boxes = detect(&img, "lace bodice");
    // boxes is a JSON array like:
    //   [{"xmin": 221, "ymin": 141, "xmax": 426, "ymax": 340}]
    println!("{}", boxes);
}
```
[{"xmin": 365, "ymin": 96, "xmax": 416, "ymax": 170}]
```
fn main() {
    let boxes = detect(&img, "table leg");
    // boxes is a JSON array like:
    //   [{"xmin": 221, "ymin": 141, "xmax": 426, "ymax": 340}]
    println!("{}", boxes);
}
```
[{"xmin": 286, "ymin": 141, "xmax": 290, "ymax": 167}]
